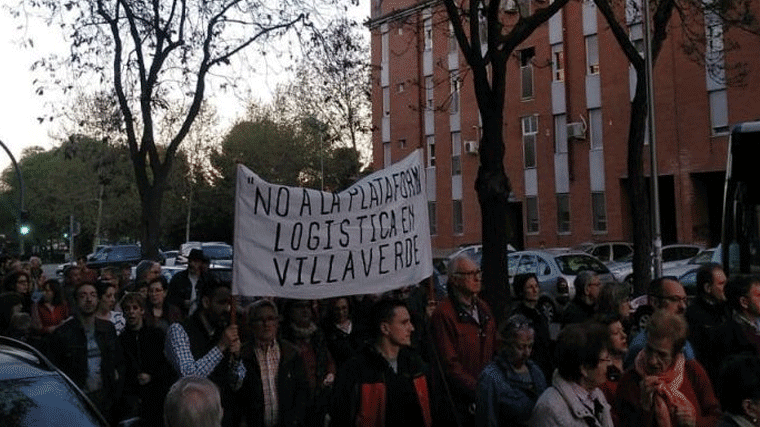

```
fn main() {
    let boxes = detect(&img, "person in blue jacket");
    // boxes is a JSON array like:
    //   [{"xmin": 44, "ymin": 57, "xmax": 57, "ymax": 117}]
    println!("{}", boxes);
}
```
[{"xmin": 475, "ymin": 313, "xmax": 547, "ymax": 427}]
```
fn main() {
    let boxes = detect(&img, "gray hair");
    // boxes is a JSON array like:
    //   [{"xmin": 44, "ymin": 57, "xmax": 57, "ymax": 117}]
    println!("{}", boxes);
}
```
[
  {"xmin": 135, "ymin": 260, "xmax": 158, "ymax": 283},
  {"xmin": 164, "ymin": 376, "xmax": 223, "ymax": 427},
  {"xmin": 246, "ymin": 298, "xmax": 279, "ymax": 322},
  {"xmin": 447, "ymin": 253, "xmax": 474, "ymax": 284},
  {"xmin": 596, "ymin": 282, "xmax": 631, "ymax": 315},
  {"xmin": 573, "ymin": 270, "xmax": 597, "ymax": 301}
]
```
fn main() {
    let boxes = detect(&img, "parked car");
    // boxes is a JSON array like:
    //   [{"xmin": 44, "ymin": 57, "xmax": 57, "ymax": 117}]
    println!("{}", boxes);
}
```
[
  {"xmin": 507, "ymin": 250, "xmax": 617, "ymax": 322},
  {"xmin": 629, "ymin": 246, "xmax": 721, "ymax": 333},
  {"xmin": 607, "ymin": 243, "xmax": 705, "ymax": 284},
  {"xmin": 661, "ymin": 244, "xmax": 722, "ymax": 278},
  {"xmin": 176, "ymin": 241, "xmax": 233, "ymax": 268},
  {"xmin": 86, "ymin": 244, "xmax": 143, "ymax": 270},
  {"xmin": 573, "ymin": 241, "xmax": 633, "ymax": 264},
  {"xmin": 0, "ymin": 336, "xmax": 109, "ymax": 426}
]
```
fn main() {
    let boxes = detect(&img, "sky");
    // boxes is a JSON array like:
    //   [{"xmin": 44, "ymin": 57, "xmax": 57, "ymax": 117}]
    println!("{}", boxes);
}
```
[{"xmin": 0, "ymin": 2, "xmax": 370, "ymax": 173}]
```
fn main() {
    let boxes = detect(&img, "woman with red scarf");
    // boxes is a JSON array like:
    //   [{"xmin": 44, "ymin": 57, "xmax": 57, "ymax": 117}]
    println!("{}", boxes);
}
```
[{"xmin": 614, "ymin": 310, "xmax": 720, "ymax": 427}]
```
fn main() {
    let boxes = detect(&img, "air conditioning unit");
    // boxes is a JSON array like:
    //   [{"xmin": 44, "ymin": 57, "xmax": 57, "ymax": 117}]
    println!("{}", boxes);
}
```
[
  {"xmin": 567, "ymin": 122, "xmax": 586, "ymax": 140},
  {"xmin": 464, "ymin": 140, "xmax": 479, "ymax": 154}
]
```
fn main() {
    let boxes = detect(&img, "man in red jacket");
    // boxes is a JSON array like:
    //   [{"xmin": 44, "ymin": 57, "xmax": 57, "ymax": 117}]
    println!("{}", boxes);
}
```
[
  {"xmin": 431, "ymin": 254, "xmax": 497, "ymax": 426},
  {"xmin": 330, "ymin": 298, "xmax": 432, "ymax": 427}
]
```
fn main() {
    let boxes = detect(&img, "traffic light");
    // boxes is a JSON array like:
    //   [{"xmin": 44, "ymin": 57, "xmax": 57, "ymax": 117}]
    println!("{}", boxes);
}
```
[{"xmin": 19, "ymin": 210, "xmax": 30, "ymax": 236}]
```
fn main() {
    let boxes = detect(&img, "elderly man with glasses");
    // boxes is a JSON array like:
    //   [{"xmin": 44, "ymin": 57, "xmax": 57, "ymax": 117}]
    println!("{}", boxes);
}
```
[
  {"xmin": 430, "ymin": 253, "xmax": 497, "ymax": 427},
  {"xmin": 624, "ymin": 277, "xmax": 697, "ymax": 369}
]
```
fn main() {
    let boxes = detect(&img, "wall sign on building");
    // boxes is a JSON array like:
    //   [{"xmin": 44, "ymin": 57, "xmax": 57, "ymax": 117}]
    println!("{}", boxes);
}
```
[{"xmin": 233, "ymin": 149, "xmax": 433, "ymax": 299}]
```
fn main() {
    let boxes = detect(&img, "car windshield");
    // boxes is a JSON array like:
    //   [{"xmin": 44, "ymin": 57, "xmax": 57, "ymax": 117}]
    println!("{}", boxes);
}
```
[
  {"xmin": 203, "ymin": 245, "xmax": 232, "ymax": 260},
  {"xmin": 689, "ymin": 250, "xmax": 715, "ymax": 265},
  {"xmin": 554, "ymin": 254, "xmax": 610, "ymax": 275},
  {"xmin": 0, "ymin": 376, "xmax": 106, "ymax": 426}
]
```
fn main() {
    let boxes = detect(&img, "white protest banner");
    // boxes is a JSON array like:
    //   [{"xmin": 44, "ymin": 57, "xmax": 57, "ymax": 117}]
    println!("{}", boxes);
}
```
[{"xmin": 233, "ymin": 149, "xmax": 433, "ymax": 298}]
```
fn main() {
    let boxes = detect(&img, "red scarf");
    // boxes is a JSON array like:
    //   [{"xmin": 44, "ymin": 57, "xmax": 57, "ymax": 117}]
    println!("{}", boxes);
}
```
[{"xmin": 634, "ymin": 351, "xmax": 696, "ymax": 427}]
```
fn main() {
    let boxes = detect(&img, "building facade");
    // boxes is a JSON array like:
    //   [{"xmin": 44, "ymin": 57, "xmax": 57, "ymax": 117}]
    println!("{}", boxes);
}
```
[{"xmin": 368, "ymin": 0, "xmax": 760, "ymax": 256}]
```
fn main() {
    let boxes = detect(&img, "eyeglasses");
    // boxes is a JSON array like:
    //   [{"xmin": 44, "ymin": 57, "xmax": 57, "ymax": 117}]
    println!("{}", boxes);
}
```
[
  {"xmin": 454, "ymin": 269, "xmax": 482, "ymax": 279},
  {"xmin": 659, "ymin": 295, "xmax": 688, "ymax": 304},
  {"xmin": 252, "ymin": 316, "xmax": 279, "ymax": 325}
]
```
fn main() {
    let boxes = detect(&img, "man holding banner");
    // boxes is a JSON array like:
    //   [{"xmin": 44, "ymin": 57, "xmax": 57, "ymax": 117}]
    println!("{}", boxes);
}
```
[{"xmin": 164, "ymin": 280, "xmax": 245, "ymax": 427}]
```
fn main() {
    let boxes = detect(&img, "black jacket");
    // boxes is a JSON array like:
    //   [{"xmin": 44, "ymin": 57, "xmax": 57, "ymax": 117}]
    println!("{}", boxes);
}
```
[
  {"xmin": 48, "ymin": 315, "xmax": 124, "ymax": 418},
  {"xmin": 166, "ymin": 269, "xmax": 207, "ymax": 318},
  {"xmin": 330, "ymin": 344, "xmax": 431, "ymax": 427},
  {"xmin": 119, "ymin": 324, "xmax": 173, "ymax": 425},
  {"xmin": 239, "ymin": 339, "xmax": 310, "ymax": 427},
  {"xmin": 685, "ymin": 296, "xmax": 729, "ymax": 364}
]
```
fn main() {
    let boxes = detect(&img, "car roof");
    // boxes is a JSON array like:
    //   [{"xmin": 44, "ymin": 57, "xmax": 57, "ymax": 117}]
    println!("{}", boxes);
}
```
[{"xmin": 0, "ymin": 341, "xmax": 55, "ymax": 381}]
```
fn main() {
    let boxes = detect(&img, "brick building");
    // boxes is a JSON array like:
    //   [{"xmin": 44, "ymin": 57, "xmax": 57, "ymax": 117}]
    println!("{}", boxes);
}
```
[{"xmin": 368, "ymin": 0, "xmax": 760, "ymax": 256}]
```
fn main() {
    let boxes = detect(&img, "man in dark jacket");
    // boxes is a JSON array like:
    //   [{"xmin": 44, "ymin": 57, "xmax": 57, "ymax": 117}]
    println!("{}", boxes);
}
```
[
  {"xmin": 331, "ymin": 298, "xmax": 432, "ymax": 427},
  {"xmin": 166, "ymin": 248, "xmax": 209, "ymax": 319},
  {"xmin": 685, "ymin": 262, "xmax": 729, "ymax": 364},
  {"xmin": 560, "ymin": 271, "xmax": 600, "ymax": 326},
  {"xmin": 239, "ymin": 299, "xmax": 310, "ymax": 427},
  {"xmin": 48, "ymin": 280, "xmax": 124, "ymax": 423},
  {"xmin": 708, "ymin": 274, "xmax": 760, "ymax": 384},
  {"xmin": 164, "ymin": 279, "xmax": 245, "ymax": 427},
  {"xmin": 119, "ymin": 292, "xmax": 172, "ymax": 426}
]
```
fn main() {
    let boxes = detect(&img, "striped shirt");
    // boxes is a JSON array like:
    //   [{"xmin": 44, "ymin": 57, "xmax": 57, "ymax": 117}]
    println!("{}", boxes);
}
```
[{"xmin": 255, "ymin": 341, "xmax": 281, "ymax": 427}]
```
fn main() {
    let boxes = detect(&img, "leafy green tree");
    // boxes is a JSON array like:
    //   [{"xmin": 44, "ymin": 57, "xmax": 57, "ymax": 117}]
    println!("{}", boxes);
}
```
[{"xmin": 18, "ymin": 0, "xmax": 348, "ymax": 259}]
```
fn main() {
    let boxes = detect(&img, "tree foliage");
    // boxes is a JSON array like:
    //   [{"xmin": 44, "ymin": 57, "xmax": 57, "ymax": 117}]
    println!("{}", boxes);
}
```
[
  {"xmin": 276, "ymin": 18, "xmax": 373, "ymax": 161},
  {"xmin": 17, "ymin": 0, "xmax": 345, "ymax": 259}
]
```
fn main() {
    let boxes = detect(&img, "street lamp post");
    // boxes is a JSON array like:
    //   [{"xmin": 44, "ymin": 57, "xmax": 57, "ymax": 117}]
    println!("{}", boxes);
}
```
[
  {"xmin": 643, "ymin": 0, "xmax": 663, "ymax": 277},
  {"xmin": 0, "ymin": 139, "xmax": 26, "ymax": 255}
]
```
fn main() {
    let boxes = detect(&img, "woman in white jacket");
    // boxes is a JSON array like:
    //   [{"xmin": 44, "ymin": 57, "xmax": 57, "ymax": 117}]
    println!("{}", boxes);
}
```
[{"xmin": 529, "ymin": 322, "xmax": 615, "ymax": 427}]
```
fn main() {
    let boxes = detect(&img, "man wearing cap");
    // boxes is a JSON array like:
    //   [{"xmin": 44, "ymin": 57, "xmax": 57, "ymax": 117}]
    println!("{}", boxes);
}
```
[{"xmin": 167, "ymin": 249, "xmax": 209, "ymax": 319}]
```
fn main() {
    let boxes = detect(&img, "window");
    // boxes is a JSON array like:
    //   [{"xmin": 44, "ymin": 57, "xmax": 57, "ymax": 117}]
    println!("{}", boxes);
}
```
[
  {"xmin": 478, "ymin": 8, "xmax": 488, "ymax": 47},
  {"xmin": 526, "ymin": 196, "xmax": 539, "ymax": 233},
  {"xmin": 522, "ymin": 115, "xmax": 538, "ymax": 168},
  {"xmin": 424, "ymin": 16, "xmax": 433, "ymax": 51},
  {"xmin": 428, "ymin": 201, "xmax": 437, "ymax": 235},
  {"xmin": 381, "ymin": 29, "xmax": 389, "ymax": 63},
  {"xmin": 586, "ymin": 35, "xmax": 599, "ymax": 74},
  {"xmin": 383, "ymin": 141, "xmax": 391, "ymax": 167},
  {"xmin": 399, "ymin": 139, "xmax": 407, "ymax": 149},
  {"xmin": 451, "ymin": 132, "xmax": 462, "ymax": 176},
  {"xmin": 626, "ymin": 0, "xmax": 642, "ymax": 24},
  {"xmin": 453, "ymin": 200, "xmax": 463, "ymax": 234},
  {"xmin": 589, "ymin": 109, "xmax": 603, "ymax": 149},
  {"xmin": 425, "ymin": 76, "xmax": 434, "ymax": 111},
  {"xmin": 427, "ymin": 135, "xmax": 436, "ymax": 167},
  {"xmin": 520, "ymin": 48, "xmax": 535, "ymax": 99},
  {"xmin": 592, "ymin": 192, "xmax": 607, "ymax": 232},
  {"xmin": 383, "ymin": 87, "xmax": 390, "ymax": 117},
  {"xmin": 709, "ymin": 89, "xmax": 729, "ymax": 134},
  {"xmin": 554, "ymin": 114, "xmax": 567, "ymax": 154},
  {"xmin": 397, "ymin": 82, "xmax": 405, "ymax": 93},
  {"xmin": 449, "ymin": 23, "xmax": 458, "ymax": 53},
  {"xmin": 552, "ymin": 45, "xmax": 564, "ymax": 82},
  {"xmin": 557, "ymin": 193, "xmax": 570, "ymax": 233},
  {"xmin": 450, "ymin": 71, "xmax": 460, "ymax": 114}
]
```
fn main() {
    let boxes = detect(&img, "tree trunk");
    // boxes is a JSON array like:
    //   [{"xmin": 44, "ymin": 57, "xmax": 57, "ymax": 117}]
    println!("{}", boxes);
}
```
[
  {"xmin": 140, "ymin": 183, "xmax": 165, "ymax": 261},
  {"xmin": 628, "ymin": 67, "xmax": 653, "ymax": 296},
  {"xmin": 476, "ymin": 104, "xmax": 512, "ymax": 322}
]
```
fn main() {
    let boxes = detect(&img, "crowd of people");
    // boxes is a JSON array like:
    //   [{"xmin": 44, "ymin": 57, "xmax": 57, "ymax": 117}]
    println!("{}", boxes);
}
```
[{"xmin": 1, "ymin": 250, "xmax": 760, "ymax": 427}]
